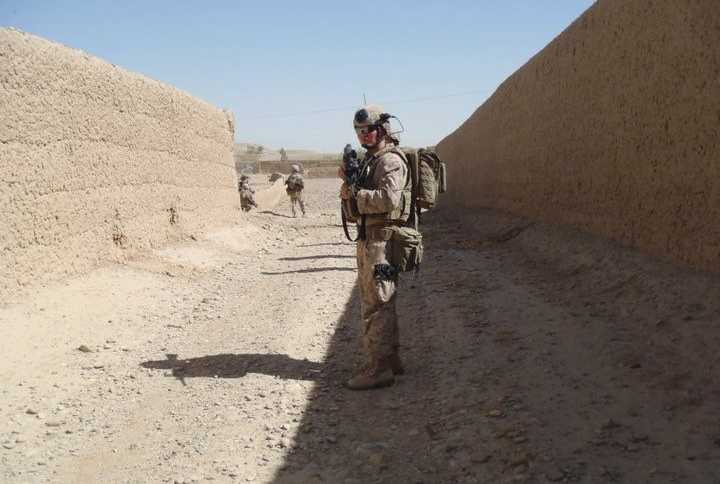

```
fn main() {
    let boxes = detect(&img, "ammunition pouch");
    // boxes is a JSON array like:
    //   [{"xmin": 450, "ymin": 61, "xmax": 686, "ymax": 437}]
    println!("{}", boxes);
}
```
[
  {"xmin": 366, "ymin": 225, "xmax": 423, "ymax": 274},
  {"xmin": 389, "ymin": 226, "xmax": 423, "ymax": 273}
]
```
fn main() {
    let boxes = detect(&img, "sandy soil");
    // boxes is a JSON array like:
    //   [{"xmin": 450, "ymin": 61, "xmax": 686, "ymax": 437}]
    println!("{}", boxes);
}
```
[{"xmin": 2, "ymin": 178, "xmax": 719, "ymax": 484}]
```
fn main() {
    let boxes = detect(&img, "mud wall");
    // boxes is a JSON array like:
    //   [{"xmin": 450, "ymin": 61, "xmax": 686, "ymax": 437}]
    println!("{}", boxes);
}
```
[
  {"xmin": 251, "ymin": 160, "xmax": 340, "ymax": 178},
  {"xmin": 254, "ymin": 178, "xmax": 288, "ymax": 209},
  {"xmin": 436, "ymin": 0, "xmax": 720, "ymax": 272},
  {"xmin": 0, "ymin": 29, "xmax": 238, "ymax": 301}
]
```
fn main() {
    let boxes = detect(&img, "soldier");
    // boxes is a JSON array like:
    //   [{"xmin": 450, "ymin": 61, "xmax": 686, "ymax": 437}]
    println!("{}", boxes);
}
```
[
  {"xmin": 339, "ymin": 105, "xmax": 409, "ymax": 390},
  {"xmin": 238, "ymin": 174, "xmax": 258, "ymax": 212},
  {"xmin": 285, "ymin": 164, "xmax": 306, "ymax": 217}
]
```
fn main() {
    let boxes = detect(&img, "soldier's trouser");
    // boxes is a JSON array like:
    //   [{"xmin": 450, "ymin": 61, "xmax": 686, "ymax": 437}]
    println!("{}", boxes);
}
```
[
  {"xmin": 356, "ymin": 228, "xmax": 399, "ymax": 364},
  {"xmin": 289, "ymin": 191, "xmax": 305, "ymax": 216},
  {"xmin": 240, "ymin": 193, "xmax": 256, "ymax": 211}
]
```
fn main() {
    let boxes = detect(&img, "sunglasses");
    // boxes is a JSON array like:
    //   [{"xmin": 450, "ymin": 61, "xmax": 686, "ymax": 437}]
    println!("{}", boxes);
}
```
[{"xmin": 355, "ymin": 125, "xmax": 378, "ymax": 135}]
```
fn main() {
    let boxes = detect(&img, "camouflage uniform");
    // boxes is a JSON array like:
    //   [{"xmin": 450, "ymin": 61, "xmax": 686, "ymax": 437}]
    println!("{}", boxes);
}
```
[
  {"xmin": 354, "ymin": 146, "xmax": 409, "ymax": 367},
  {"xmin": 342, "ymin": 104, "xmax": 411, "ymax": 390},
  {"xmin": 238, "ymin": 177, "xmax": 257, "ymax": 212},
  {"xmin": 285, "ymin": 165, "xmax": 306, "ymax": 217}
]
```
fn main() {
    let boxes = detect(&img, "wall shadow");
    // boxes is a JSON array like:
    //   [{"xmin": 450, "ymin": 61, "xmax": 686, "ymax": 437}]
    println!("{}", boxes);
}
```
[
  {"xmin": 269, "ymin": 207, "xmax": 720, "ymax": 484},
  {"xmin": 269, "ymin": 209, "xmax": 508, "ymax": 484}
]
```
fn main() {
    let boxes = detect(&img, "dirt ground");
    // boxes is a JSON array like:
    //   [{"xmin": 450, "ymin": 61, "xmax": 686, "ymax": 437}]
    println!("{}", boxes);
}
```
[{"xmin": 2, "ymin": 177, "xmax": 720, "ymax": 484}]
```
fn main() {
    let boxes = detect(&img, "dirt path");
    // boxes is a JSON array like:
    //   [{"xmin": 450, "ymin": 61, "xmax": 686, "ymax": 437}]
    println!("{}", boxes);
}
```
[{"xmin": 2, "ymin": 178, "xmax": 720, "ymax": 484}]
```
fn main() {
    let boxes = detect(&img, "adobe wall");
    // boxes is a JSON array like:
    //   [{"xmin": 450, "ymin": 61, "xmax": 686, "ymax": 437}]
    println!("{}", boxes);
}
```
[
  {"xmin": 436, "ymin": 0, "xmax": 720, "ymax": 272},
  {"xmin": 0, "ymin": 29, "xmax": 238, "ymax": 302},
  {"xmin": 244, "ymin": 160, "xmax": 340, "ymax": 178}
]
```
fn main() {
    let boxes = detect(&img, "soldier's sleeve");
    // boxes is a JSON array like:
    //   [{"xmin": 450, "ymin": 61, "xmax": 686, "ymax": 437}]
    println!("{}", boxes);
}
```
[{"xmin": 356, "ymin": 153, "xmax": 407, "ymax": 215}]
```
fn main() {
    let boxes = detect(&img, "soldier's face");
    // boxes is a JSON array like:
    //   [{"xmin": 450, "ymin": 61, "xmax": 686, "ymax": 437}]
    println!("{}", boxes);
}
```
[{"xmin": 355, "ymin": 125, "xmax": 379, "ymax": 147}]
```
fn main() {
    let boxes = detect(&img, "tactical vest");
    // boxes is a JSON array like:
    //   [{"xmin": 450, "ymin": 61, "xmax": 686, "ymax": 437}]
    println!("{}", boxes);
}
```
[{"xmin": 359, "ymin": 146, "xmax": 412, "ymax": 225}]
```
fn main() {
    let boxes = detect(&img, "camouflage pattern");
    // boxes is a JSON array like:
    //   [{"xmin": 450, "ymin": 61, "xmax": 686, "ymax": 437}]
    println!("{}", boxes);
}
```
[
  {"xmin": 357, "ymin": 228, "xmax": 399, "ymax": 362},
  {"xmin": 354, "ymin": 146, "xmax": 409, "ymax": 364},
  {"xmin": 353, "ymin": 104, "xmax": 396, "ymax": 145},
  {"xmin": 288, "ymin": 190, "xmax": 305, "ymax": 217},
  {"xmin": 285, "ymin": 172, "xmax": 306, "ymax": 217},
  {"xmin": 238, "ymin": 178, "xmax": 257, "ymax": 211},
  {"xmin": 286, "ymin": 173, "xmax": 304, "ymax": 192},
  {"xmin": 354, "ymin": 104, "xmax": 389, "ymax": 130},
  {"xmin": 356, "ymin": 147, "xmax": 410, "ymax": 224}
]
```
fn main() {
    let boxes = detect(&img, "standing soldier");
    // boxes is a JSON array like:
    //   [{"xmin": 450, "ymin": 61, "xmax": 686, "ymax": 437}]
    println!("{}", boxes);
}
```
[
  {"xmin": 339, "ymin": 105, "xmax": 409, "ymax": 390},
  {"xmin": 285, "ymin": 164, "xmax": 306, "ymax": 217},
  {"xmin": 238, "ymin": 174, "xmax": 258, "ymax": 212}
]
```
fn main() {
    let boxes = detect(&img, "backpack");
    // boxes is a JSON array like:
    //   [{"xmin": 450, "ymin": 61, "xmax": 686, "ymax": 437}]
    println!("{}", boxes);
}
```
[
  {"xmin": 340, "ymin": 146, "xmax": 448, "ymax": 269},
  {"xmin": 285, "ymin": 174, "xmax": 304, "ymax": 193},
  {"xmin": 399, "ymin": 147, "xmax": 447, "ymax": 212}
]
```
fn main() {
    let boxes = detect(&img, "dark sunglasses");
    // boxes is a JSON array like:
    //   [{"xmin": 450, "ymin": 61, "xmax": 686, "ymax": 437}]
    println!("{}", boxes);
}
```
[{"xmin": 355, "ymin": 125, "xmax": 378, "ymax": 135}]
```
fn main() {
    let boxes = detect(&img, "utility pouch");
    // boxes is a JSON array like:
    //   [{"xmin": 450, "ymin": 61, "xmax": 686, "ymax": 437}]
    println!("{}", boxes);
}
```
[{"xmin": 389, "ymin": 226, "xmax": 423, "ymax": 273}]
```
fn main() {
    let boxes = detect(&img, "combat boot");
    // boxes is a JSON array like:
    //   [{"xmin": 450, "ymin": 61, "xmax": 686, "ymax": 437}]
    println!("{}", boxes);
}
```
[{"xmin": 344, "ymin": 361, "xmax": 395, "ymax": 390}]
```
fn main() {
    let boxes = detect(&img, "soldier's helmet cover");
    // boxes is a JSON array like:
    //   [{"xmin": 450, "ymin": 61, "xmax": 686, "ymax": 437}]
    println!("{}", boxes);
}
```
[{"xmin": 353, "ymin": 104, "xmax": 390, "ymax": 130}]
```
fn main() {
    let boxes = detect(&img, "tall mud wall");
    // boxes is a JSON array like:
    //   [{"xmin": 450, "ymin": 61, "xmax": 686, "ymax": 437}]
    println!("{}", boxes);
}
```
[
  {"xmin": 436, "ymin": 0, "xmax": 720, "ymax": 272},
  {"xmin": 0, "ymin": 29, "xmax": 238, "ymax": 302},
  {"xmin": 249, "ymin": 160, "xmax": 340, "ymax": 178}
]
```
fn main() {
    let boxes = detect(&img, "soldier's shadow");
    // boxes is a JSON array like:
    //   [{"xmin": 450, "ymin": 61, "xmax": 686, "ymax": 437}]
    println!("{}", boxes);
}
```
[
  {"xmin": 261, "ymin": 267, "xmax": 355, "ymax": 275},
  {"xmin": 278, "ymin": 255, "xmax": 355, "ymax": 261},
  {"xmin": 140, "ymin": 353, "xmax": 323, "ymax": 382},
  {"xmin": 259, "ymin": 210, "xmax": 294, "ymax": 218}
]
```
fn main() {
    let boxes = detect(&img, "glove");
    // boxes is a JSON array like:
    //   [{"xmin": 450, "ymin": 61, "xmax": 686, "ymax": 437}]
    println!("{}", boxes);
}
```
[{"xmin": 340, "ymin": 183, "xmax": 351, "ymax": 200}]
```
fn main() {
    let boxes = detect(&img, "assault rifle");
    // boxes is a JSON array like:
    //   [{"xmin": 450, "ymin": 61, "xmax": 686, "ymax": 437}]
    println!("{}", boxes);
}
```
[
  {"xmin": 342, "ymin": 143, "xmax": 361, "ymax": 186},
  {"xmin": 341, "ymin": 144, "xmax": 364, "ymax": 241}
]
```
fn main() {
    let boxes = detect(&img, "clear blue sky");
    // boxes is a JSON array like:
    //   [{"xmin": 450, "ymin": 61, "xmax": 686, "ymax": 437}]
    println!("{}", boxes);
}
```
[{"xmin": 1, "ymin": 1, "xmax": 594, "ymax": 153}]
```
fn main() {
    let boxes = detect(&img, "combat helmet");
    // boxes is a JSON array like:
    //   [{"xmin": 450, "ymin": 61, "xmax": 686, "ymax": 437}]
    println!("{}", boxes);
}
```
[
  {"xmin": 353, "ymin": 104, "xmax": 399, "ymax": 146},
  {"xmin": 353, "ymin": 104, "xmax": 391, "ymax": 132}
]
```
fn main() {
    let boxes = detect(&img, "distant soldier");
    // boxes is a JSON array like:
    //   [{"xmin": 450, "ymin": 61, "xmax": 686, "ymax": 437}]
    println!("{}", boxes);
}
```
[
  {"xmin": 238, "ymin": 175, "xmax": 258, "ymax": 211},
  {"xmin": 285, "ymin": 164, "xmax": 306, "ymax": 217}
]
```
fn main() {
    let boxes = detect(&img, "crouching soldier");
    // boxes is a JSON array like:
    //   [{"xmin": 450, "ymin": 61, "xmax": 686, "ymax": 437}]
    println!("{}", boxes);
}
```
[
  {"xmin": 238, "ymin": 175, "xmax": 258, "ymax": 212},
  {"xmin": 285, "ymin": 164, "xmax": 306, "ymax": 217}
]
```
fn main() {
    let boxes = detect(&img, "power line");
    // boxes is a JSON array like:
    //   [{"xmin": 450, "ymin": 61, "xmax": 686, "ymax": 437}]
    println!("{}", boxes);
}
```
[
  {"xmin": 383, "ymin": 89, "xmax": 487, "ymax": 106},
  {"xmin": 241, "ymin": 89, "xmax": 485, "ymax": 121}
]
